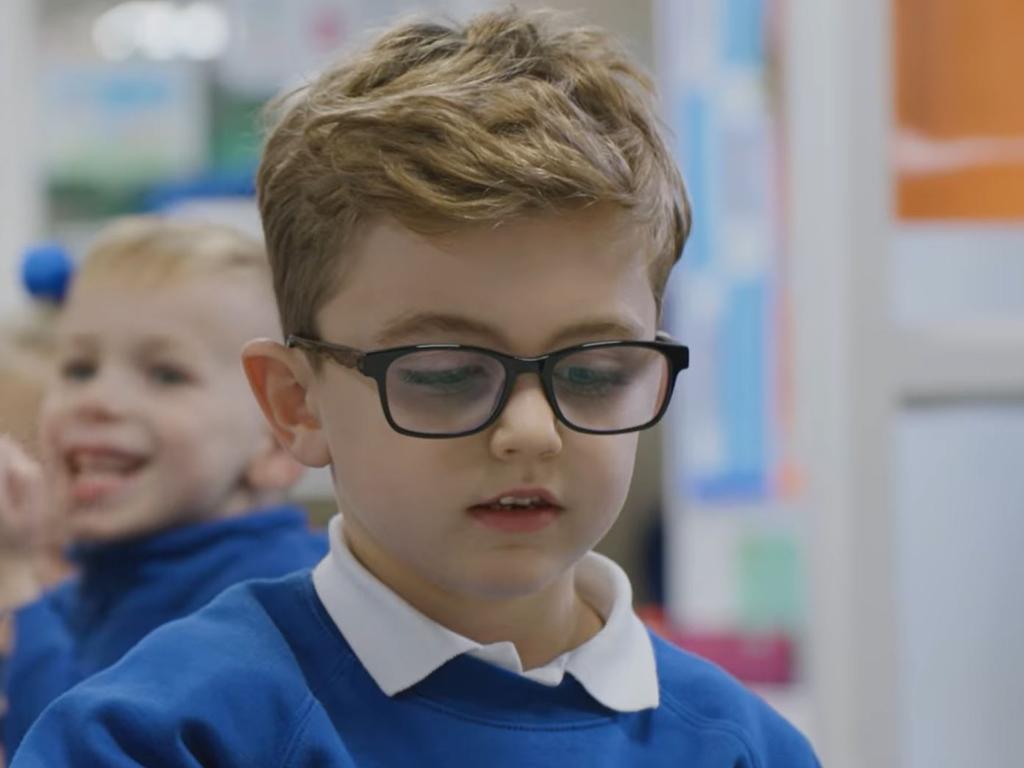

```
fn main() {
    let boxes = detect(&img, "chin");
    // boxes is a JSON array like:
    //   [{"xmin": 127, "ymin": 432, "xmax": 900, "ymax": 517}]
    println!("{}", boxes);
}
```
[
  {"xmin": 66, "ymin": 520, "xmax": 123, "ymax": 544},
  {"xmin": 66, "ymin": 507, "xmax": 155, "ymax": 544},
  {"xmin": 460, "ymin": 555, "xmax": 572, "ymax": 600}
]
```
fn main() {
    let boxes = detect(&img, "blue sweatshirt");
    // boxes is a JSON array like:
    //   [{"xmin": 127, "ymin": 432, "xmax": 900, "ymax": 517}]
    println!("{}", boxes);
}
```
[
  {"xmin": 13, "ymin": 571, "xmax": 819, "ymax": 767},
  {"xmin": 2, "ymin": 506, "xmax": 326, "ymax": 756}
]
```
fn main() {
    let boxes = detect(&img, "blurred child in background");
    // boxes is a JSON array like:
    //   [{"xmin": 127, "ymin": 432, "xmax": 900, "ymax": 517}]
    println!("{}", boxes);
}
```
[{"xmin": 0, "ymin": 217, "xmax": 327, "ymax": 759}]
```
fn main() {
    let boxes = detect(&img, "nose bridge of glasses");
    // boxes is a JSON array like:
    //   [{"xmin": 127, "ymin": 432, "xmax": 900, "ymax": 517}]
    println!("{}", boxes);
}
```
[
  {"xmin": 501, "ymin": 352, "xmax": 549, "ymax": 379},
  {"xmin": 495, "ymin": 354, "xmax": 560, "ymax": 428},
  {"xmin": 499, "ymin": 354, "xmax": 564, "ymax": 411}
]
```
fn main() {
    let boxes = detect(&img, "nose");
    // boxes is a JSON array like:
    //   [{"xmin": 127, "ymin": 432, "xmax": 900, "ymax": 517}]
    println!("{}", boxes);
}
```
[
  {"xmin": 488, "ymin": 376, "xmax": 562, "ymax": 461},
  {"xmin": 65, "ymin": 370, "xmax": 131, "ymax": 423}
]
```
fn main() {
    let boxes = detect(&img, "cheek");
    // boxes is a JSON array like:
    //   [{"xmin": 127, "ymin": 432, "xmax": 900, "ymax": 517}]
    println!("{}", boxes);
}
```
[
  {"xmin": 154, "ymin": 402, "xmax": 204, "ymax": 445},
  {"xmin": 36, "ymin": 401, "xmax": 58, "ymax": 445},
  {"xmin": 37, "ymin": 397, "xmax": 69, "ymax": 465},
  {"xmin": 333, "ymin": 425, "xmax": 445, "ymax": 510},
  {"xmin": 318, "ymin": 376, "xmax": 405, "ymax": 489},
  {"xmin": 153, "ymin": 398, "xmax": 243, "ymax": 471},
  {"xmin": 324, "ymin": 391, "xmax": 471, "ymax": 530},
  {"xmin": 571, "ymin": 433, "xmax": 639, "ymax": 507}
]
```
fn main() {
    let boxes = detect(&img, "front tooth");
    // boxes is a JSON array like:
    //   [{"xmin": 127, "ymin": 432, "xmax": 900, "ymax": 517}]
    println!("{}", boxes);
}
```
[{"xmin": 498, "ymin": 496, "xmax": 539, "ymax": 506}]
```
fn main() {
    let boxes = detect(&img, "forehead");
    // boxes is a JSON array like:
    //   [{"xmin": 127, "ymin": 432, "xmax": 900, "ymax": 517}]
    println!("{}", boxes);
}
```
[
  {"xmin": 317, "ymin": 208, "xmax": 658, "ymax": 351},
  {"xmin": 58, "ymin": 273, "xmax": 277, "ymax": 356}
]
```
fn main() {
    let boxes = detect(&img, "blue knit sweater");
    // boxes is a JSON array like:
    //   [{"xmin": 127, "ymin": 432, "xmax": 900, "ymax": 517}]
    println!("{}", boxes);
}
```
[
  {"xmin": 2, "ymin": 507, "xmax": 326, "ymax": 756},
  {"xmin": 12, "ymin": 570, "xmax": 819, "ymax": 767}
]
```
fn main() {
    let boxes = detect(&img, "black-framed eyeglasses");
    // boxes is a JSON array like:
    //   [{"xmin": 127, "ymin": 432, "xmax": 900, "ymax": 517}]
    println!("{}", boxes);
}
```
[{"xmin": 286, "ymin": 333, "xmax": 689, "ymax": 439}]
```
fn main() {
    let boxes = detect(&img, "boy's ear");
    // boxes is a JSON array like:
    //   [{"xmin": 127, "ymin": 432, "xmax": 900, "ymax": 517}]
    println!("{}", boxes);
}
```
[{"xmin": 241, "ymin": 339, "xmax": 330, "ymax": 469}]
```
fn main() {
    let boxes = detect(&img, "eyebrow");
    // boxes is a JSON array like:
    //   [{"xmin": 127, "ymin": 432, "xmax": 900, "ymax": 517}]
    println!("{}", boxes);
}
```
[
  {"xmin": 59, "ymin": 334, "xmax": 190, "ymax": 357},
  {"xmin": 59, "ymin": 334, "xmax": 98, "ymax": 351},
  {"xmin": 136, "ymin": 337, "xmax": 192, "ymax": 358},
  {"xmin": 372, "ymin": 312, "xmax": 647, "ymax": 350}
]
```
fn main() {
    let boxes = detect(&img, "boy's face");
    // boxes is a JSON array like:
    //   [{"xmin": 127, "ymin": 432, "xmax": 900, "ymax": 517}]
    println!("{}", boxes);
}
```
[
  {"xmin": 40, "ymin": 274, "xmax": 276, "ymax": 543},
  {"xmin": 299, "ymin": 207, "xmax": 658, "ymax": 600}
]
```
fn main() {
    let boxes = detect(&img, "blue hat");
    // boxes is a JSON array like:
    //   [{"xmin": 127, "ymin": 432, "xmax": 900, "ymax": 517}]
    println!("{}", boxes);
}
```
[{"xmin": 21, "ymin": 242, "xmax": 74, "ymax": 304}]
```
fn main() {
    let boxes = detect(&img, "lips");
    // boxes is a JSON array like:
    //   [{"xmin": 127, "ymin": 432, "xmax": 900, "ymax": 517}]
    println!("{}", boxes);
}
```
[
  {"xmin": 468, "ymin": 487, "xmax": 564, "ymax": 533},
  {"xmin": 472, "ymin": 487, "xmax": 563, "ymax": 510},
  {"xmin": 64, "ymin": 446, "xmax": 149, "ymax": 505},
  {"xmin": 67, "ymin": 449, "xmax": 146, "ymax": 473}
]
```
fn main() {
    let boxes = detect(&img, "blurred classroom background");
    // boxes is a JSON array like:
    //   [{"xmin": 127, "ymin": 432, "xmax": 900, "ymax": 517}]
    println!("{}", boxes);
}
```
[{"xmin": 1, "ymin": 1, "xmax": 1022, "ymax": 766}]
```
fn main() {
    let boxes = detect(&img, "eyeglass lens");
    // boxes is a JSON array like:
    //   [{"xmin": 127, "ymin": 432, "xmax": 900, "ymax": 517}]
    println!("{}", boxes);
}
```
[{"xmin": 383, "ymin": 346, "xmax": 670, "ymax": 435}]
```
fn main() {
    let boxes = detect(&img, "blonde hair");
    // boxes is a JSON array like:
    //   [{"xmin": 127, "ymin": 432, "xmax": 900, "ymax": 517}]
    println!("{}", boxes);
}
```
[
  {"xmin": 257, "ymin": 7, "xmax": 690, "ymax": 339},
  {"xmin": 76, "ymin": 215, "xmax": 269, "ymax": 290}
]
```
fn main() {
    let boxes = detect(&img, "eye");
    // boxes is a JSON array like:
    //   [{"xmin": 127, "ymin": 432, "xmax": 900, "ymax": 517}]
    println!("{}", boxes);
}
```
[
  {"xmin": 391, "ymin": 349, "xmax": 500, "ymax": 396},
  {"xmin": 553, "ymin": 365, "xmax": 631, "ymax": 397},
  {"xmin": 60, "ymin": 359, "xmax": 97, "ymax": 382},
  {"xmin": 147, "ymin": 363, "xmax": 191, "ymax": 386},
  {"xmin": 397, "ymin": 365, "xmax": 490, "ymax": 392}
]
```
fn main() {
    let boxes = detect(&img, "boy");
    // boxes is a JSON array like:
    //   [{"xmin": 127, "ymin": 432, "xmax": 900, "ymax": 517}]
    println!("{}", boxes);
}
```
[
  {"xmin": 0, "ymin": 217, "xmax": 327, "ymax": 758},
  {"xmin": 14, "ymin": 10, "xmax": 819, "ymax": 766}
]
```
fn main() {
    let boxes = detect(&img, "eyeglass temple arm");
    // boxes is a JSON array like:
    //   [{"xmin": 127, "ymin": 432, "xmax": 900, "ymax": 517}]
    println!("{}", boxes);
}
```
[{"xmin": 286, "ymin": 335, "xmax": 363, "ymax": 369}]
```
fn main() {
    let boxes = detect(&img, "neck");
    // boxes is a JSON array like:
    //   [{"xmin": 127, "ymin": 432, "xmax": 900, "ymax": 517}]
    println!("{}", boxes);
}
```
[
  {"xmin": 212, "ymin": 487, "xmax": 281, "ymax": 521},
  {"xmin": 342, "ymin": 519, "xmax": 604, "ymax": 670}
]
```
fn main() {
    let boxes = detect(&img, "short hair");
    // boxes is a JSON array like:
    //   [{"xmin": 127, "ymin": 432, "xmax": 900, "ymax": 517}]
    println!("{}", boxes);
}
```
[
  {"xmin": 76, "ymin": 216, "xmax": 269, "ymax": 290},
  {"xmin": 257, "ymin": 7, "xmax": 690, "ymax": 339}
]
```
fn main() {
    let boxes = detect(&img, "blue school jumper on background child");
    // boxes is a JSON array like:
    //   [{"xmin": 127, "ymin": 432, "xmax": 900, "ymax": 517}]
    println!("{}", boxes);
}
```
[
  {"xmin": 11, "ymin": 517, "xmax": 819, "ymax": 767},
  {"xmin": 1, "ymin": 505, "xmax": 326, "ymax": 755}
]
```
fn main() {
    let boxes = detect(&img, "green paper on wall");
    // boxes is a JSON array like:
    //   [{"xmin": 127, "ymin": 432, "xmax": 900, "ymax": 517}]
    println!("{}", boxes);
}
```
[{"xmin": 737, "ymin": 530, "xmax": 803, "ymax": 632}]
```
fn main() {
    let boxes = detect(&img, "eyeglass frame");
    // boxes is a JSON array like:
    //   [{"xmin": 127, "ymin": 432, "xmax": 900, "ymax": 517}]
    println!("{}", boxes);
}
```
[{"xmin": 285, "ymin": 332, "xmax": 689, "ymax": 439}]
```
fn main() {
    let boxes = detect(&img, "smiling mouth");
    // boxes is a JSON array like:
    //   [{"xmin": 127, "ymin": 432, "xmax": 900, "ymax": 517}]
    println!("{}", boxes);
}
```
[{"xmin": 65, "ymin": 449, "xmax": 149, "ymax": 505}]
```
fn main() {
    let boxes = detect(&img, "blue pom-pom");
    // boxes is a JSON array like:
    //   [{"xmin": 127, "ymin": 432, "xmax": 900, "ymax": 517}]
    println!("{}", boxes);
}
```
[{"xmin": 21, "ymin": 242, "xmax": 73, "ymax": 304}]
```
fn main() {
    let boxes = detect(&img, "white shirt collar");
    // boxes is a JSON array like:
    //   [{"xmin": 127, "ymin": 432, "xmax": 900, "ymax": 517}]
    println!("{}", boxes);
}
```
[{"xmin": 312, "ymin": 515, "xmax": 659, "ymax": 712}]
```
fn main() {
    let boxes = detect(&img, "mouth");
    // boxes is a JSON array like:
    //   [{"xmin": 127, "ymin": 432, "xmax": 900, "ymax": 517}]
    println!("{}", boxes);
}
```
[
  {"xmin": 64, "ymin": 446, "xmax": 150, "ymax": 506},
  {"xmin": 468, "ymin": 488, "xmax": 564, "ymax": 533}
]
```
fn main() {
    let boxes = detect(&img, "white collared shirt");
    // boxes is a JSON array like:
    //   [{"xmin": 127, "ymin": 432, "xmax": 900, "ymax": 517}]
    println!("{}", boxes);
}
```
[{"xmin": 312, "ymin": 515, "xmax": 659, "ymax": 712}]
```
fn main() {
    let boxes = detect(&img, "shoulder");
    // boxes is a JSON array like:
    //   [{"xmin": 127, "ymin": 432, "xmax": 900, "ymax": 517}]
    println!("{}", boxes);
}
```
[
  {"xmin": 650, "ymin": 632, "xmax": 820, "ymax": 767},
  {"xmin": 186, "ymin": 517, "xmax": 327, "ymax": 595},
  {"xmin": 10, "ymin": 578, "xmax": 76, "ymax": 633},
  {"xmin": 218, "ymin": 506, "xmax": 327, "ymax": 552},
  {"xmin": 14, "ymin": 573, "xmax": 350, "ymax": 767},
  {"xmin": 115, "ymin": 571, "xmax": 344, "ymax": 694},
  {"xmin": 29, "ymin": 576, "xmax": 78, "ymax": 610}
]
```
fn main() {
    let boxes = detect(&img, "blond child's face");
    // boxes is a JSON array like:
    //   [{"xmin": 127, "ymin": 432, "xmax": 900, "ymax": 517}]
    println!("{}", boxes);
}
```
[
  {"xmin": 40, "ymin": 274, "xmax": 277, "ymax": 543},
  {"xmin": 298, "ymin": 208, "xmax": 658, "ymax": 600}
]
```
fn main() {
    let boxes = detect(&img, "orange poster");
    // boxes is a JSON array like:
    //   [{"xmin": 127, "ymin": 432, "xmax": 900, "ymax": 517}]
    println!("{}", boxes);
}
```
[{"xmin": 894, "ymin": 0, "xmax": 1024, "ymax": 219}]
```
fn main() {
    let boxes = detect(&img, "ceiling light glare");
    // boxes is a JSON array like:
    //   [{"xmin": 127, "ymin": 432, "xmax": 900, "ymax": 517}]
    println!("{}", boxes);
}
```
[{"xmin": 92, "ymin": 1, "xmax": 230, "ymax": 62}]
